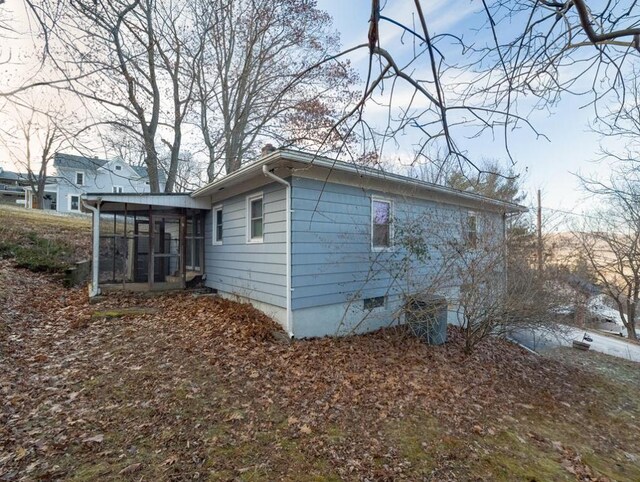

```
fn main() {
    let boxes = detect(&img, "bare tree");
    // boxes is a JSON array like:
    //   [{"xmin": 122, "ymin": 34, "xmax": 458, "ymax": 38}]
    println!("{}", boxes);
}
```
[
  {"xmin": 35, "ymin": 0, "xmax": 201, "ymax": 192},
  {"xmin": 192, "ymin": 0, "xmax": 356, "ymax": 177},
  {"xmin": 575, "ymin": 169, "xmax": 640, "ymax": 340},
  {"xmin": 158, "ymin": 148, "xmax": 206, "ymax": 193},
  {"xmin": 0, "ymin": 97, "xmax": 75, "ymax": 208},
  {"xmin": 318, "ymin": 1, "xmax": 640, "ymax": 174}
]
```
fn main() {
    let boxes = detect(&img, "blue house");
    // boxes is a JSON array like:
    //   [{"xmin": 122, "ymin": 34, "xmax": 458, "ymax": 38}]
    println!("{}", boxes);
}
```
[
  {"xmin": 25, "ymin": 153, "xmax": 164, "ymax": 212},
  {"xmin": 82, "ymin": 148, "xmax": 524, "ymax": 338}
]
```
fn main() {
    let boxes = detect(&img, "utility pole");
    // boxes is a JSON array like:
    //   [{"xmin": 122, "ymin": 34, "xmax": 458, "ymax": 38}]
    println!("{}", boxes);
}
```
[{"xmin": 537, "ymin": 189, "xmax": 543, "ymax": 273}]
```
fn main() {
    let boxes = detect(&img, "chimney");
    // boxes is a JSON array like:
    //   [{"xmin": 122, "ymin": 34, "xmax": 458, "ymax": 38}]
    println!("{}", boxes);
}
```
[{"xmin": 261, "ymin": 143, "xmax": 277, "ymax": 157}]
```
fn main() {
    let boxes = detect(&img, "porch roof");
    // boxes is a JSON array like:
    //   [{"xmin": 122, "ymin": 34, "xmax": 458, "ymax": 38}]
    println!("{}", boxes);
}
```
[{"xmin": 81, "ymin": 192, "xmax": 210, "ymax": 212}]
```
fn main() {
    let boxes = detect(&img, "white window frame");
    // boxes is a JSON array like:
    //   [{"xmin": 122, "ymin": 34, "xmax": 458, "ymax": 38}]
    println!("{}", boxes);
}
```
[
  {"xmin": 371, "ymin": 197, "xmax": 393, "ymax": 251},
  {"xmin": 212, "ymin": 204, "xmax": 223, "ymax": 245},
  {"xmin": 114, "ymin": 164, "xmax": 122, "ymax": 171},
  {"xmin": 112, "ymin": 185, "xmax": 123, "ymax": 193},
  {"xmin": 466, "ymin": 211, "xmax": 478, "ymax": 248},
  {"xmin": 246, "ymin": 193, "xmax": 264, "ymax": 244},
  {"xmin": 69, "ymin": 195, "xmax": 80, "ymax": 212},
  {"xmin": 75, "ymin": 171, "xmax": 84, "ymax": 186}
]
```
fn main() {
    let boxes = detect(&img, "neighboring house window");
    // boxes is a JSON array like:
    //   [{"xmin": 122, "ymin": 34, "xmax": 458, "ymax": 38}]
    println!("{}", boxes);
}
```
[
  {"xmin": 213, "ymin": 205, "xmax": 223, "ymax": 245},
  {"xmin": 70, "ymin": 195, "xmax": 80, "ymax": 211},
  {"xmin": 246, "ymin": 193, "xmax": 263, "ymax": 243},
  {"xmin": 75, "ymin": 172, "xmax": 84, "ymax": 186},
  {"xmin": 115, "ymin": 164, "xmax": 122, "ymax": 171},
  {"xmin": 372, "ymin": 198, "xmax": 392, "ymax": 249},
  {"xmin": 112, "ymin": 186, "xmax": 123, "ymax": 193},
  {"xmin": 466, "ymin": 212, "xmax": 478, "ymax": 248}
]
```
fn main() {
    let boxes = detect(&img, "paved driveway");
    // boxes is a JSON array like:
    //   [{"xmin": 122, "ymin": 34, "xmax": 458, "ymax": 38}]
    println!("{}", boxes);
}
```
[{"xmin": 511, "ymin": 326, "xmax": 640, "ymax": 363}]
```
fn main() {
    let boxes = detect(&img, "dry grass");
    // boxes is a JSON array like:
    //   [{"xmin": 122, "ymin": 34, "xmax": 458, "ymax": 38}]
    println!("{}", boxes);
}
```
[{"xmin": 0, "ymin": 205, "xmax": 91, "ymax": 271}]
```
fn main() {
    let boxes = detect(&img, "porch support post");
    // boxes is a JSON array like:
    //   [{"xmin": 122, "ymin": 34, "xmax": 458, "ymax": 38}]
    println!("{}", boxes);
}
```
[
  {"xmin": 180, "ymin": 211, "xmax": 187, "ymax": 288},
  {"xmin": 82, "ymin": 198, "xmax": 102, "ymax": 297},
  {"xmin": 148, "ymin": 207, "xmax": 154, "ymax": 289}
]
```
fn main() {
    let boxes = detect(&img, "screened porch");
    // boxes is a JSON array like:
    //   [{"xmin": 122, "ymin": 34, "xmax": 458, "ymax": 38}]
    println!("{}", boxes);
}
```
[{"xmin": 82, "ymin": 193, "xmax": 209, "ymax": 295}]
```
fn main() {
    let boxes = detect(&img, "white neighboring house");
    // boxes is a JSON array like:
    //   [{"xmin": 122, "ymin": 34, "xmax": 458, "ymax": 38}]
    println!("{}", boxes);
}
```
[{"xmin": 24, "ymin": 153, "xmax": 165, "ymax": 213}]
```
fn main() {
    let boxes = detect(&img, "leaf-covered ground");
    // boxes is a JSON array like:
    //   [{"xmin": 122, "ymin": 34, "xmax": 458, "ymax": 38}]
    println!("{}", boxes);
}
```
[{"xmin": 2, "ymin": 261, "xmax": 640, "ymax": 481}]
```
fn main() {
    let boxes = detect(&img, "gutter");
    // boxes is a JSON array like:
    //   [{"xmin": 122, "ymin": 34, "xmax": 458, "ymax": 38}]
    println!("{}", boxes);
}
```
[
  {"xmin": 81, "ymin": 197, "xmax": 102, "ymax": 297},
  {"xmin": 262, "ymin": 165, "xmax": 293, "ymax": 337}
]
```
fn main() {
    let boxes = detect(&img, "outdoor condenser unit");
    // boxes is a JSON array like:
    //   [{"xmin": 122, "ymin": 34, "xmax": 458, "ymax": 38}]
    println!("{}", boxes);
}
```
[{"xmin": 405, "ymin": 294, "xmax": 448, "ymax": 345}]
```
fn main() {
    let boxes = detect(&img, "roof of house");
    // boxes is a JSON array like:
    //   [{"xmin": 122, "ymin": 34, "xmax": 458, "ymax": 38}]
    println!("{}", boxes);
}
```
[
  {"xmin": 54, "ymin": 152, "xmax": 107, "ymax": 170},
  {"xmin": 0, "ymin": 167, "xmax": 30, "ymax": 182},
  {"xmin": 192, "ymin": 148, "xmax": 527, "ymax": 213},
  {"xmin": 53, "ymin": 152, "xmax": 165, "ymax": 181}
]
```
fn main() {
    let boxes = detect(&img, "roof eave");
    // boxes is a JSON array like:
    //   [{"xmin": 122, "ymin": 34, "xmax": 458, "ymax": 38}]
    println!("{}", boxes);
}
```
[{"xmin": 191, "ymin": 149, "xmax": 528, "ymax": 213}]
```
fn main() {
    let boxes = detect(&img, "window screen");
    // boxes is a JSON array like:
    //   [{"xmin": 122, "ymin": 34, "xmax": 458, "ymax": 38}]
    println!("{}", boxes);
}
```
[
  {"xmin": 248, "ymin": 196, "xmax": 263, "ymax": 241},
  {"xmin": 372, "ymin": 199, "xmax": 391, "ymax": 248},
  {"xmin": 214, "ymin": 207, "xmax": 223, "ymax": 243}
]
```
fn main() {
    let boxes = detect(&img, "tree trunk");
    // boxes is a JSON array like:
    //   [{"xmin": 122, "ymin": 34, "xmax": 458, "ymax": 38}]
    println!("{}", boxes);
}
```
[
  {"xmin": 145, "ymin": 139, "xmax": 160, "ymax": 193},
  {"xmin": 626, "ymin": 302, "xmax": 637, "ymax": 340}
]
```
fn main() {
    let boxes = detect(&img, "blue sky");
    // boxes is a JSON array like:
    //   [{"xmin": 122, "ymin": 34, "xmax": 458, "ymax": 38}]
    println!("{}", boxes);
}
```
[
  {"xmin": 317, "ymin": 0, "xmax": 606, "ymax": 212},
  {"xmin": 1, "ymin": 0, "xmax": 611, "ymax": 214}
]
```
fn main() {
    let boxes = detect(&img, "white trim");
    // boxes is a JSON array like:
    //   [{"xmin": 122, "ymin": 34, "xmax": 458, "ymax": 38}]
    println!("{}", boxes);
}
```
[
  {"xmin": 82, "ymin": 198, "xmax": 101, "ymax": 297},
  {"xmin": 75, "ymin": 171, "xmax": 84, "ymax": 186},
  {"xmin": 246, "ymin": 192, "xmax": 264, "ymax": 244},
  {"xmin": 112, "ymin": 185, "xmax": 123, "ymax": 193},
  {"xmin": 466, "ymin": 210, "xmax": 478, "ymax": 248},
  {"xmin": 69, "ymin": 194, "xmax": 81, "ymax": 212},
  {"xmin": 371, "ymin": 197, "xmax": 393, "ymax": 251},
  {"xmin": 212, "ymin": 204, "xmax": 223, "ymax": 245}
]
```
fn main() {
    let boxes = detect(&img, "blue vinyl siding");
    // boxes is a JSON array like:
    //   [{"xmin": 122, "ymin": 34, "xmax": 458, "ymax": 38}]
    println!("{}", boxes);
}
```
[
  {"xmin": 290, "ymin": 176, "xmax": 502, "ymax": 311},
  {"xmin": 204, "ymin": 182, "xmax": 287, "ymax": 307}
]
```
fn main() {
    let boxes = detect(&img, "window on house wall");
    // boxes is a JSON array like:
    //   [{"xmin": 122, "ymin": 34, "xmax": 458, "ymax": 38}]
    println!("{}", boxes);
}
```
[
  {"xmin": 213, "ymin": 205, "xmax": 223, "ymax": 244},
  {"xmin": 364, "ymin": 296, "xmax": 386, "ymax": 310},
  {"xmin": 112, "ymin": 186, "xmax": 123, "ymax": 193},
  {"xmin": 70, "ymin": 195, "xmax": 80, "ymax": 211},
  {"xmin": 372, "ymin": 198, "xmax": 392, "ymax": 249},
  {"xmin": 115, "ymin": 165, "xmax": 122, "ymax": 171},
  {"xmin": 247, "ymin": 193, "xmax": 263, "ymax": 242},
  {"xmin": 466, "ymin": 212, "xmax": 478, "ymax": 248},
  {"xmin": 75, "ymin": 172, "xmax": 84, "ymax": 186}
]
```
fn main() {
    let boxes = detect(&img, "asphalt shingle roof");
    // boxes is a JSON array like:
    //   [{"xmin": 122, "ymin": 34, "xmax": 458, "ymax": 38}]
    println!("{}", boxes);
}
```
[{"xmin": 53, "ymin": 153, "xmax": 108, "ymax": 170}]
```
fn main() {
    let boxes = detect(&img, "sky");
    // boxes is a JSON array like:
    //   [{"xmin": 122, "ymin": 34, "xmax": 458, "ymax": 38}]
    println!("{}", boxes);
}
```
[
  {"xmin": 0, "ymin": 0, "xmax": 623, "ymax": 217},
  {"xmin": 316, "ymin": 0, "xmax": 610, "ymax": 215}
]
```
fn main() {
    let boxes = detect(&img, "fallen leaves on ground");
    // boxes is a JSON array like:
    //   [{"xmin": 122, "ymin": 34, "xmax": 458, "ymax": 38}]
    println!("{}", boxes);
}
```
[{"xmin": 1, "ymin": 260, "xmax": 639, "ymax": 481}]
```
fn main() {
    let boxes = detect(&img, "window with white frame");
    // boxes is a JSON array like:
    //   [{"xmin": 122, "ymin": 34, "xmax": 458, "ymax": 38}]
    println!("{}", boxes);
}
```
[
  {"xmin": 75, "ymin": 172, "xmax": 84, "ymax": 186},
  {"xmin": 115, "ymin": 164, "xmax": 122, "ymax": 171},
  {"xmin": 112, "ymin": 186, "xmax": 123, "ymax": 193},
  {"xmin": 372, "ymin": 198, "xmax": 392, "ymax": 249},
  {"xmin": 213, "ymin": 205, "xmax": 223, "ymax": 244},
  {"xmin": 246, "ymin": 193, "xmax": 263, "ymax": 242},
  {"xmin": 70, "ymin": 195, "xmax": 80, "ymax": 211},
  {"xmin": 466, "ymin": 211, "xmax": 478, "ymax": 248}
]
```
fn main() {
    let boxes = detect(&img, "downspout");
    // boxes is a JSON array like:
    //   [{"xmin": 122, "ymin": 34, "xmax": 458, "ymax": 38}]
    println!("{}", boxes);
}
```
[
  {"xmin": 82, "ymin": 197, "xmax": 102, "ymax": 298},
  {"xmin": 503, "ymin": 212, "xmax": 508, "ymax": 291},
  {"xmin": 262, "ymin": 165, "xmax": 293, "ymax": 337}
]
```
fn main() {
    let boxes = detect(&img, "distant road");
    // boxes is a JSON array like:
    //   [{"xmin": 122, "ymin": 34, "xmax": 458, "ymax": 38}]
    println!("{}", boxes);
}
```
[{"xmin": 511, "ymin": 326, "xmax": 640, "ymax": 363}]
